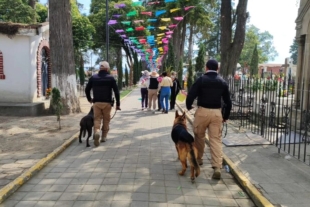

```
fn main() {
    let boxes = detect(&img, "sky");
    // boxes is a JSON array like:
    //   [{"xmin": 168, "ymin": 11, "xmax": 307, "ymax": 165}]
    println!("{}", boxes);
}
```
[{"xmin": 40, "ymin": 0, "xmax": 300, "ymax": 65}]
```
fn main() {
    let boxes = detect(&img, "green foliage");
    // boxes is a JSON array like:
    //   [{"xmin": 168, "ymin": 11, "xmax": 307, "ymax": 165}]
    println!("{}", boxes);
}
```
[
  {"xmin": 79, "ymin": 65, "xmax": 85, "ymax": 86},
  {"xmin": 289, "ymin": 38, "xmax": 298, "ymax": 65},
  {"xmin": 0, "ymin": 0, "xmax": 36, "ymax": 23},
  {"xmin": 125, "ymin": 66, "xmax": 129, "ymax": 87},
  {"xmin": 35, "ymin": 3, "xmax": 48, "ymax": 23},
  {"xmin": 250, "ymin": 44, "xmax": 258, "ymax": 75},
  {"xmin": 240, "ymin": 25, "xmax": 278, "ymax": 65},
  {"xmin": 187, "ymin": 60, "xmax": 194, "ymax": 91},
  {"xmin": 166, "ymin": 41, "xmax": 175, "ymax": 71},
  {"xmin": 51, "ymin": 87, "xmax": 63, "ymax": 130},
  {"xmin": 195, "ymin": 44, "xmax": 206, "ymax": 72},
  {"xmin": 71, "ymin": 0, "xmax": 95, "ymax": 51}
]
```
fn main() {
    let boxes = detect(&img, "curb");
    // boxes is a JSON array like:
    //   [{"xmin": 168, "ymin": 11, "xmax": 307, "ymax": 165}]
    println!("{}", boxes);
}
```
[
  {"xmin": 0, "ymin": 90, "xmax": 133, "ymax": 204},
  {"xmin": 176, "ymin": 102, "xmax": 274, "ymax": 207},
  {"xmin": 0, "ymin": 131, "xmax": 79, "ymax": 204}
]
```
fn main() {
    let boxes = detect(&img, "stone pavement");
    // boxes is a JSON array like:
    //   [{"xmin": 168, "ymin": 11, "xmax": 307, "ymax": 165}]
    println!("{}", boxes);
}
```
[
  {"xmin": 1, "ymin": 89, "xmax": 254, "ymax": 207},
  {"xmin": 177, "ymin": 101, "xmax": 310, "ymax": 207},
  {"xmin": 0, "ymin": 97, "xmax": 91, "ymax": 190}
]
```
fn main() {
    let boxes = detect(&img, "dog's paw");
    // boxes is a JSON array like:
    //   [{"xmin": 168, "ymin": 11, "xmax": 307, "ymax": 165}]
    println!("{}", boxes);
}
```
[
  {"xmin": 178, "ymin": 170, "xmax": 185, "ymax": 176},
  {"xmin": 79, "ymin": 140, "xmax": 82, "ymax": 143},
  {"xmin": 86, "ymin": 145, "xmax": 91, "ymax": 147},
  {"xmin": 191, "ymin": 177, "xmax": 195, "ymax": 183}
]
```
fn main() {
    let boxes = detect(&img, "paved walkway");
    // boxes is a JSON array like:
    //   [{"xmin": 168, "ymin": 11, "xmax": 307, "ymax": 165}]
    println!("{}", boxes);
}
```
[
  {"xmin": 178, "ymin": 101, "xmax": 310, "ymax": 207},
  {"xmin": 1, "ymin": 89, "xmax": 254, "ymax": 207}
]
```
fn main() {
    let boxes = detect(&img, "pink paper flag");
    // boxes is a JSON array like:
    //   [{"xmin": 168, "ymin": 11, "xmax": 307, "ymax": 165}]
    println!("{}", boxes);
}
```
[
  {"xmin": 174, "ymin": 17, "xmax": 183, "ymax": 21},
  {"xmin": 184, "ymin": 6, "xmax": 195, "ymax": 11}
]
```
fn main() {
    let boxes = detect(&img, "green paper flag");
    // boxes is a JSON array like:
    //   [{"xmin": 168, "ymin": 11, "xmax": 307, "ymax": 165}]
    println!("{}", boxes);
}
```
[
  {"xmin": 127, "ymin": 11, "xmax": 137, "ymax": 17},
  {"xmin": 126, "ymin": 28, "xmax": 134, "ymax": 32},
  {"xmin": 121, "ymin": 21, "xmax": 131, "ymax": 25},
  {"xmin": 132, "ymin": 2, "xmax": 143, "ymax": 6}
]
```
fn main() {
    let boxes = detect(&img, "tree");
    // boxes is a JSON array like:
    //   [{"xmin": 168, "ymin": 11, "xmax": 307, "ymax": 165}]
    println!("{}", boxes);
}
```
[
  {"xmin": 239, "ymin": 25, "xmax": 278, "ymax": 65},
  {"xmin": 78, "ymin": 56, "xmax": 85, "ymax": 86},
  {"xmin": 166, "ymin": 41, "xmax": 175, "ymax": 72},
  {"xmin": 178, "ymin": 59, "xmax": 184, "ymax": 89},
  {"xmin": 187, "ymin": 60, "xmax": 194, "ymax": 91},
  {"xmin": 125, "ymin": 66, "xmax": 129, "ymax": 87},
  {"xmin": 117, "ymin": 47, "xmax": 123, "ymax": 90},
  {"xmin": 50, "ymin": 0, "xmax": 80, "ymax": 114},
  {"xmin": 250, "ymin": 44, "xmax": 259, "ymax": 75},
  {"xmin": 289, "ymin": 38, "xmax": 298, "ymax": 64},
  {"xmin": 36, "ymin": 2, "xmax": 48, "ymax": 23},
  {"xmin": 220, "ymin": 0, "xmax": 249, "ymax": 77},
  {"xmin": 195, "ymin": 44, "xmax": 206, "ymax": 72},
  {"xmin": 0, "ymin": 0, "xmax": 36, "ymax": 23}
]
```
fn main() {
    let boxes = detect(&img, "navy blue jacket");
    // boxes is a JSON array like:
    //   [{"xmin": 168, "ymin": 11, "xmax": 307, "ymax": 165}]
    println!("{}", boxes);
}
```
[
  {"xmin": 85, "ymin": 70, "xmax": 120, "ymax": 106},
  {"xmin": 186, "ymin": 72, "xmax": 232, "ymax": 120}
]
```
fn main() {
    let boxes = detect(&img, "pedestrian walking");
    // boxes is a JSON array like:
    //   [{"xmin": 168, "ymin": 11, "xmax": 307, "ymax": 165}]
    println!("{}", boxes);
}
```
[
  {"xmin": 170, "ymin": 71, "xmax": 182, "ymax": 110},
  {"xmin": 147, "ymin": 71, "xmax": 159, "ymax": 113},
  {"xmin": 186, "ymin": 59, "xmax": 232, "ymax": 179},
  {"xmin": 157, "ymin": 74, "xmax": 163, "ymax": 111},
  {"xmin": 139, "ymin": 70, "xmax": 150, "ymax": 110},
  {"xmin": 85, "ymin": 61, "xmax": 121, "ymax": 146},
  {"xmin": 159, "ymin": 72, "xmax": 173, "ymax": 113}
]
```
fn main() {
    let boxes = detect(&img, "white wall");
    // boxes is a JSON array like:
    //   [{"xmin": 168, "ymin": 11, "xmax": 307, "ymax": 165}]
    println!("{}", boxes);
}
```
[
  {"xmin": 0, "ymin": 24, "xmax": 49, "ymax": 103},
  {"xmin": 0, "ymin": 34, "xmax": 31, "ymax": 102}
]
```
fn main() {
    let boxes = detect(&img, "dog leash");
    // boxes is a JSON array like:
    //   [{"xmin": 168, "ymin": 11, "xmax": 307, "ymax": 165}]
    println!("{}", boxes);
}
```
[
  {"xmin": 222, "ymin": 122, "xmax": 228, "ymax": 138},
  {"xmin": 110, "ymin": 108, "xmax": 117, "ymax": 120}
]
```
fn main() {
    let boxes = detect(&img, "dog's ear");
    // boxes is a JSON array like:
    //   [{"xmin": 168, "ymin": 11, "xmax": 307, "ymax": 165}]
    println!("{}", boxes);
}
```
[{"xmin": 175, "ymin": 110, "xmax": 179, "ymax": 118}]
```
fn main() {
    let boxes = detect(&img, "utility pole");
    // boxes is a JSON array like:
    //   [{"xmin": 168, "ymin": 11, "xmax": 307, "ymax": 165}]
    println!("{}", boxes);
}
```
[{"xmin": 106, "ymin": 0, "xmax": 109, "ymax": 62}]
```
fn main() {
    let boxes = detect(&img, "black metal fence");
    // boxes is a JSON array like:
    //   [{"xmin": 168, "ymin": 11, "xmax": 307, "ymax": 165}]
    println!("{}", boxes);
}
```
[{"xmin": 225, "ymin": 75, "xmax": 310, "ymax": 165}]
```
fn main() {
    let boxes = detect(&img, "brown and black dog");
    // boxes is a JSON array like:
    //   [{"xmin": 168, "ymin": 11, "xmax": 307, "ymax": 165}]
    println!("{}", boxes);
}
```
[{"xmin": 171, "ymin": 110, "xmax": 200, "ymax": 181}]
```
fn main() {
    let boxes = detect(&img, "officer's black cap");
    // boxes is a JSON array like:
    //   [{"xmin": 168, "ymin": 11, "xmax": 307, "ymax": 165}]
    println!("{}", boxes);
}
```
[{"xmin": 206, "ymin": 60, "xmax": 218, "ymax": 71}]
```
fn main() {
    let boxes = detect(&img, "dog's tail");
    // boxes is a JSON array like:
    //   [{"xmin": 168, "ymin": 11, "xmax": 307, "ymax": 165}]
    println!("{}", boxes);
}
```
[{"xmin": 189, "ymin": 143, "xmax": 200, "ymax": 177}]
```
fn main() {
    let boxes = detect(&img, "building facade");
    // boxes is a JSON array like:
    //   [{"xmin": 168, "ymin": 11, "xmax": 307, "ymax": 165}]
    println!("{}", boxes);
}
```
[{"xmin": 0, "ymin": 22, "xmax": 50, "ymax": 103}]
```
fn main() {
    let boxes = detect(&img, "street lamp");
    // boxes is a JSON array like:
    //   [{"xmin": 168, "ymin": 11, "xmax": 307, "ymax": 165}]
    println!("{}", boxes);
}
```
[{"xmin": 106, "ymin": 0, "xmax": 109, "ymax": 62}]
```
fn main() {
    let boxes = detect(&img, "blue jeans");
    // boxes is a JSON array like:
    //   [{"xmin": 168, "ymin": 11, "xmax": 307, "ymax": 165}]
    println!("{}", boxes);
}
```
[{"xmin": 160, "ymin": 87, "xmax": 171, "ymax": 111}]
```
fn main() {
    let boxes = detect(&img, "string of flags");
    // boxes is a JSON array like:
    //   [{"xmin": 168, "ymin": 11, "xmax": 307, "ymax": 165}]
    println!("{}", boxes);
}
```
[{"xmin": 110, "ymin": 0, "xmax": 196, "ymax": 69}]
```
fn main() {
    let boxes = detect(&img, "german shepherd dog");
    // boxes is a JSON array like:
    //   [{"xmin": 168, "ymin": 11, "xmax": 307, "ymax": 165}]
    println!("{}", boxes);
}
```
[
  {"xmin": 171, "ymin": 110, "xmax": 200, "ymax": 181},
  {"xmin": 79, "ymin": 107, "xmax": 94, "ymax": 147}
]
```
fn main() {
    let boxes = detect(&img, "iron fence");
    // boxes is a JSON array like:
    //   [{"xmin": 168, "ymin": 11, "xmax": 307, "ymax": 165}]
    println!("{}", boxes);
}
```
[{"xmin": 225, "ymin": 76, "xmax": 310, "ymax": 165}]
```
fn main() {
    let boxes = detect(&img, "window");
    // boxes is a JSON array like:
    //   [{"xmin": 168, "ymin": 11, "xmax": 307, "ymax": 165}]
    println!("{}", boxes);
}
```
[{"xmin": 0, "ymin": 51, "xmax": 5, "ymax": 79}]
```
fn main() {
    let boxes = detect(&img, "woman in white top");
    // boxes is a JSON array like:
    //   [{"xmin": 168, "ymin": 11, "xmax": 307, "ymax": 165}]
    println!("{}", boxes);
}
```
[
  {"xmin": 159, "ymin": 71, "xmax": 173, "ymax": 113},
  {"xmin": 139, "ymin": 70, "xmax": 150, "ymax": 110}
]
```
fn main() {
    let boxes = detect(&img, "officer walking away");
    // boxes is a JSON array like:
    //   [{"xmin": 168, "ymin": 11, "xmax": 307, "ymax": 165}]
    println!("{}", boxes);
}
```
[
  {"xmin": 85, "ymin": 61, "xmax": 121, "ymax": 146},
  {"xmin": 186, "ymin": 59, "xmax": 232, "ymax": 179}
]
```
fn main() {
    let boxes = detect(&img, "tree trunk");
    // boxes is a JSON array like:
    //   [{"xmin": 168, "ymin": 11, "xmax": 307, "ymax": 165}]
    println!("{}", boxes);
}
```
[
  {"xmin": 179, "ymin": 16, "xmax": 187, "ymax": 62},
  {"xmin": 188, "ymin": 24, "xmax": 194, "ymax": 62},
  {"xmin": 29, "ymin": 0, "xmax": 36, "ymax": 23},
  {"xmin": 220, "ymin": 0, "xmax": 248, "ymax": 77},
  {"xmin": 117, "ymin": 47, "xmax": 123, "ymax": 90},
  {"xmin": 50, "ymin": 0, "xmax": 80, "ymax": 114}
]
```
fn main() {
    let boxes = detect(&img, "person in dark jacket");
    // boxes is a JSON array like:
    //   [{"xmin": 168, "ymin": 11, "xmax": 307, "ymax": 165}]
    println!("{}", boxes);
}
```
[
  {"xmin": 85, "ymin": 61, "xmax": 121, "ymax": 146},
  {"xmin": 186, "ymin": 59, "xmax": 232, "ymax": 180},
  {"xmin": 170, "ymin": 71, "xmax": 182, "ymax": 110}
]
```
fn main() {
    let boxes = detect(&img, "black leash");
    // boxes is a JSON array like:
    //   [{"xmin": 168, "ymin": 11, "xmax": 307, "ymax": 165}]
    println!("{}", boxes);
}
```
[
  {"xmin": 110, "ymin": 108, "xmax": 117, "ymax": 120},
  {"xmin": 222, "ymin": 122, "xmax": 228, "ymax": 138}
]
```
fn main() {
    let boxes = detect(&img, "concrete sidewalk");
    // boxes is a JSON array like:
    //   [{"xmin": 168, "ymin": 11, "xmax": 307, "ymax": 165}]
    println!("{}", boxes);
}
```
[
  {"xmin": 177, "ymin": 101, "xmax": 310, "ymax": 207},
  {"xmin": 1, "ymin": 89, "xmax": 254, "ymax": 207}
]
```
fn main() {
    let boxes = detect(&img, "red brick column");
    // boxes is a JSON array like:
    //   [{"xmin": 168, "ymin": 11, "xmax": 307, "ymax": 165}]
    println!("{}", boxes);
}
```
[
  {"xmin": 37, "ymin": 39, "xmax": 51, "ymax": 98},
  {"xmin": 0, "ymin": 51, "xmax": 5, "ymax": 80}
]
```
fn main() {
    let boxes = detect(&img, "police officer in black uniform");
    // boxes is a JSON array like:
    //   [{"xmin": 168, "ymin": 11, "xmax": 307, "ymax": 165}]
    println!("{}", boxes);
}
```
[{"xmin": 186, "ymin": 59, "xmax": 232, "ymax": 179}]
